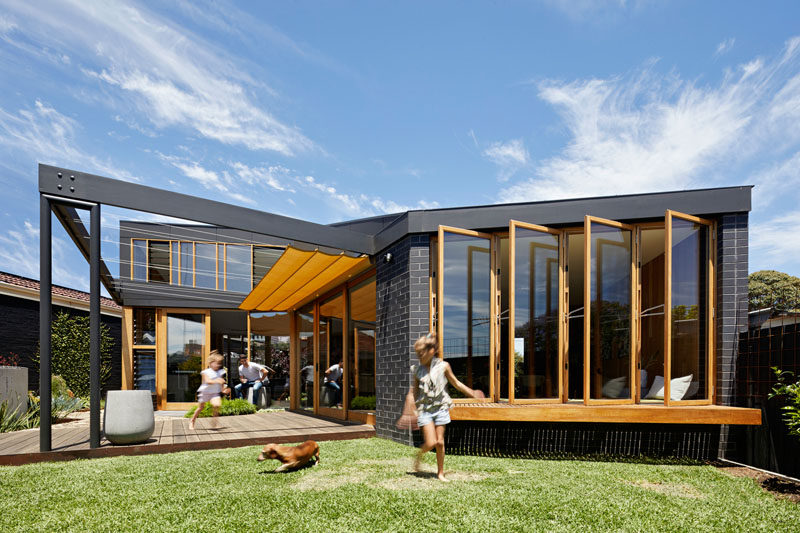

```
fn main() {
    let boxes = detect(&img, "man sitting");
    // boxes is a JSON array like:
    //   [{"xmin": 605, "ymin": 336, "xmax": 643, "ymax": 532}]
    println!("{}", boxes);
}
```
[{"xmin": 234, "ymin": 355, "xmax": 273, "ymax": 405}]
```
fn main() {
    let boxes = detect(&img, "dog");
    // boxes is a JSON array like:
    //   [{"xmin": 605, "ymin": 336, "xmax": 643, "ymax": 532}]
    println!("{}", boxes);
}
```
[{"xmin": 257, "ymin": 440, "xmax": 320, "ymax": 472}]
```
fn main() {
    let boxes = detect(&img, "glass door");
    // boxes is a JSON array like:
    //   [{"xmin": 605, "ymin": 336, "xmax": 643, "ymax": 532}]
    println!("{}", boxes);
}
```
[
  {"xmin": 508, "ymin": 220, "xmax": 564, "ymax": 403},
  {"xmin": 160, "ymin": 309, "xmax": 210, "ymax": 410},
  {"xmin": 584, "ymin": 216, "xmax": 635, "ymax": 405},
  {"xmin": 437, "ymin": 226, "xmax": 495, "ymax": 401},
  {"xmin": 318, "ymin": 290, "xmax": 346, "ymax": 419},
  {"xmin": 665, "ymin": 210, "xmax": 714, "ymax": 405}
]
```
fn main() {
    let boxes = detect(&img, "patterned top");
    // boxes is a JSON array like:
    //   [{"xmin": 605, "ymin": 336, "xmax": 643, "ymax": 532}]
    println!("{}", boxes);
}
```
[{"xmin": 412, "ymin": 357, "xmax": 452, "ymax": 413}]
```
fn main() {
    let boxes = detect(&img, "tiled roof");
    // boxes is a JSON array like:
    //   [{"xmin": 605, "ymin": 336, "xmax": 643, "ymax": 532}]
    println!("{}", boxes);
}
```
[{"xmin": 0, "ymin": 271, "xmax": 121, "ymax": 310}]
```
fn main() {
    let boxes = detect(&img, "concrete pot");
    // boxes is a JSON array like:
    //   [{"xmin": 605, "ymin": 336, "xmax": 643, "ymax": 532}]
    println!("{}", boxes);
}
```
[
  {"xmin": 103, "ymin": 390, "xmax": 155, "ymax": 445},
  {"xmin": 0, "ymin": 366, "xmax": 28, "ymax": 419}
]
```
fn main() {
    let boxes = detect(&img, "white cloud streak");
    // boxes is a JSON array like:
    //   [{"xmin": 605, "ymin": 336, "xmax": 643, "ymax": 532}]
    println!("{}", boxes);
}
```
[
  {"xmin": 715, "ymin": 38, "xmax": 735, "ymax": 57},
  {"xmin": 483, "ymin": 139, "xmax": 530, "ymax": 181},
  {"xmin": 499, "ymin": 38, "xmax": 800, "ymax": 203},
  {"xmin": 2, "ymin": 0, "xmax": 313, "ymax": 156}
]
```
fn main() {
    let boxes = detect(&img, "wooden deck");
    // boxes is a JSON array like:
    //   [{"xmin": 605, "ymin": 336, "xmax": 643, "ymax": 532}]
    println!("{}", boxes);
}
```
[
  {"xmin": 450, "ymin": 402, "xmax": 762, "ymax": 425},
  {"xmin": 0, "ymin": 411, "xmax": 375, "ymax": 466}
]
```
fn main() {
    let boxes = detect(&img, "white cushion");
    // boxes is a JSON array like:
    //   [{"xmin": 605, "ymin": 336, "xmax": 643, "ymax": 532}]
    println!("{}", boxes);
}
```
[
  {"xmin": 602, "ymin": 376, "xmax": 627, "ymax": 398},
  {"xmin": 645, "ymin": 374, "xmax": 694, "ymax": 400}
]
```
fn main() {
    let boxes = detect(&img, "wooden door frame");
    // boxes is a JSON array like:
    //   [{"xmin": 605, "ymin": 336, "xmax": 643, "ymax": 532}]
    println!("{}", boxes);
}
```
[
  {"xmin": 508, "ymin": 220, "xmax": 564, "ymax": 404},
  {"xmin": 157, "ymin": 308, "xmax": 211, "ymax": 411},
  {"xmin": 437, "ymin": 225, "xmax": 495, "ymax": 403},
  {"xmin": 664, "ymin": 210, "xmax": 715, "ymax": 406},
  {"xmin": 583, "ymin": 216, "xmax": 636, "ymax": 406}
]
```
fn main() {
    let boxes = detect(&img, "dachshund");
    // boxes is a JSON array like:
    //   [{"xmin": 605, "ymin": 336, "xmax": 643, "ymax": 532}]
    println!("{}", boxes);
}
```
[{"xmin": 257, "ymin": 440, "xmax": 320, "ymax": 472}]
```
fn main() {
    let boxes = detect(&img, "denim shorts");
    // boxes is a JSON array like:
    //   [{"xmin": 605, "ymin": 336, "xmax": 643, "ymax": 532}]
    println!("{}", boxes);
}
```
[{"xmin": 417, "ymin": 408, "xmax": 451, "ymax": 427}]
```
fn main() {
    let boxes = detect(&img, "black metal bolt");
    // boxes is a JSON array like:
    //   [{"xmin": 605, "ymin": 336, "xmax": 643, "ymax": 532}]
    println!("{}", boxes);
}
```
[
  {"xmin": 57, "ymin": 172, "xmax": 62, "ymax": 178},
  {"xmin": 57, "ymin": 184, "xmax": 62, "ymax": 190},
  {"xmin": 69, "ymin": 186, "xmax": 75, "ymax": 192},
  {"xmin": 70, "ymin": 175, "xmax": 75, "ymax": 181}
]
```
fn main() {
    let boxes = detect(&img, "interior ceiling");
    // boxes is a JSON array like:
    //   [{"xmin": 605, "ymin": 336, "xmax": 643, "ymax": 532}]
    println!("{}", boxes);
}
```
[{"xmin": 250, "ymin": 313, "xmax": 291, "ymax": 336}]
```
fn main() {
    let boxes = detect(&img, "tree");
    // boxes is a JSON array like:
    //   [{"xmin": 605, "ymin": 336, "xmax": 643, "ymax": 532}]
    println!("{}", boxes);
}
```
[
  {"xmin": 34, "ymin": 311, "xmax": 114, "ymax": 397},
  {"xmin": 748, "ymin": 270, "xmax": 800, "ymax": 313}
]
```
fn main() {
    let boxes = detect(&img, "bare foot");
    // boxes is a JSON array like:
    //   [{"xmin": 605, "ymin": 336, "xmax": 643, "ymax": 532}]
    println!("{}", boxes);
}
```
[
  {"xmin": 437, "ymin": 474, "xmax": 450, "ymax": 482},
  {"xmin": 413, "ymin": 456, "xmax": 422, "ymax": 472},
  {"xmin": 189, "ymin": 421, "xmax": 195, "ymax": 431}
]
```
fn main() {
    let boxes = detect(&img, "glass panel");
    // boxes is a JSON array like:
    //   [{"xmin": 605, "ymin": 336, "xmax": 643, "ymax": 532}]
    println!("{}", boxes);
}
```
[
  {"xmin": 567, "ymin": 233, "xmax": 584, "ymax": 400},
  {"xmin": 298, "ymin": 306, "xmax": 315, "ymax": 411},
  {"xmin": 225, "ymin": 244, "xmax": 251, "ymax": 293},
  {"xmin": 348, "ymin": 276, "xmax": 376, "ymax": 410},
  {"xmin": 319, "ymin": 292, "xmax": 344, "ymax": 410},
  {"xmin": 148, "ymin": 241, "xmax": 170, "ymax": 283},
  {"xmin": 171, "ymin": 242, "xmax": 179, "ymax": 285},
  {"xmin": 589, "ymin": 222, "xmax": 632, "ymax": 400},
  {"xmin": 195, "ymin": 243, "xmax": 216, "ymax": 289},
  {"xmin": 253, "ymin": 246, "xmax": 283, "ymax": 286},
  {"xmin": 166, "ymin": 313, "xmax": 205, "ymax": 403},
  {"xmin": 441, "ymin": 232, "xmax": 491, "ymax": 398},
  {"xmin": 499, "ymin": 237, "xmax": 510, "ymax": 400},
  {"xmin": 133, "ymin": 349, "xmax": 156, "ymax": 393},
  {"xmin": 180, "ymin": 242, "xmax": 193, "ymax": 286},
  {"xmin": 132, "ymin": 308, "xmax": 156, "ymax": 345},
  {"xmin": 640, "ymin": 228, "xmax": 665, "ymax": 402},
  {"xmin": 132, "ymin": 239, "xmax": 146, "ymax": 281},
  {"xmin": 514, "ymin": 228, "xmax": 559, "ymax": 400},
  {"xmin": 670, "ymin": 218, "xmax": 708, "ymax": 400}
]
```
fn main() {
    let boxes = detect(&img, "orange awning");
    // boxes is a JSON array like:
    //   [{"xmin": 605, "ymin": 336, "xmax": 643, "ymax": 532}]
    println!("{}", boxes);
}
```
[{"xmin": 239, "ymin": 246, "xmax": 372, "ymax": 312}]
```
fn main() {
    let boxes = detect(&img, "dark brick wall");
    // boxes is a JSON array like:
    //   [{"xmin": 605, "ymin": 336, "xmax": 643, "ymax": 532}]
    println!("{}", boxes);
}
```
[
  {"xmin": 375, "ymin": 234, "xmax": 430, "ymax": 445},
  {"xmin": 715, "ymin": 213, "xmax": 749, "ymax": 458},
  {"xmin": 0, "ymin": 294, "xmax": 122, "ymax": 394}
]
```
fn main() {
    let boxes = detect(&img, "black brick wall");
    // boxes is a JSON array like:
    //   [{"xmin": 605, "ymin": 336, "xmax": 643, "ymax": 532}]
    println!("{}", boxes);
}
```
[
  {"xmin": 375, "ymin": 234, "xmax": 430, "ymax": 445},
  {"xmin": 0, "ymin": 294, "xmax": 122, "ymax": 394},
  {"xmin": 715, "ymin": 213, "xmax": 749, "ymax": 458}
]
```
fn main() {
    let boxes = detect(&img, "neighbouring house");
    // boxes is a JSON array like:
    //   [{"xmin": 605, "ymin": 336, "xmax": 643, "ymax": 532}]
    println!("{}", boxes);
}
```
[
  {"xmin": 40, "ymin": 164, "xmax": 760, "ymax": 459},
  {"xmin": 0, "ymin": 271, "xmax": 122, "ymax": 392}
]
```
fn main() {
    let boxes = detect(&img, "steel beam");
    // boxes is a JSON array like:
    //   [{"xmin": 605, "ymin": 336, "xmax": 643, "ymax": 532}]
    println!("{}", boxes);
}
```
[
  {"xmin": 90, "ymin": 204, "xmax": 101, "ymax": 448},
  {"xmin": 39, "ymin": 195, "xmax": 51, "ymax": 452}
]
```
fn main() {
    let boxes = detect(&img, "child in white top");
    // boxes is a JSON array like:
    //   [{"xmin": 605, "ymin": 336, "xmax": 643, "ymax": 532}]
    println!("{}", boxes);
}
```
[
  {"xmin": 189, "ymin": 351, "xmax": 226, "ymax": 430},
  {"xmin": 397, "ymin": 332, "xmax": 484, "ymax": 481}
]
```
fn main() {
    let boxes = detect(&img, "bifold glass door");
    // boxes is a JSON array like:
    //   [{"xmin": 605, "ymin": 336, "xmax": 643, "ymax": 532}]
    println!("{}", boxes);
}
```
[
  {"xmin": 437, "ymin": 226, "xmax": 494, "ymax": 400},
  {"xmin": 665, "ymin": 210, "xmax": 714, "ymax": 405},
  {"xmin": 508, "ymin": 221, "xmax": 564, "ymax": 403},
  {"xmin": 584, "ymin": 216, "xmax": 635, "ymax": 404}
]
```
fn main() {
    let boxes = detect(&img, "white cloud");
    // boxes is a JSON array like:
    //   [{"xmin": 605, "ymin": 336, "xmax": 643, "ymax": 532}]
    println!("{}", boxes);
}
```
[
  {"xmin": 0, "ymin": 100, "xmax": 138, "ymax": 182},
  {"xmin": 3, "ymin": 0, "xmax": 314, "ymax": 156},
  {"xmin": 750, "ymin": 211, "xmax": 800, "ymax": 273},
  {"xmin": 230, "ymin": 162, "xmax": 296, "ymax": 192},
  {"xmin": 301, "ymin": 176, "xmax": 438, "ymax": 218},
  {"xmin": 715, "ymin": 38, "xmax": 735, "ymax": 57},
  {"xmin": 483, "ymin": 139, "xmax": 530, "ymax": 181},
  {"xmin": 499, "ymin": 37, "xmax": 800, "ymax": 203}
]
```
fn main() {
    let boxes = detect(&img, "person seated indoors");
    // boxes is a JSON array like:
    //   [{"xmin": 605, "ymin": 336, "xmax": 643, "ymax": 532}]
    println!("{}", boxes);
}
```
[{"xmin": 234, "ymin": 355, "xmax": 273, "ymax": 405}]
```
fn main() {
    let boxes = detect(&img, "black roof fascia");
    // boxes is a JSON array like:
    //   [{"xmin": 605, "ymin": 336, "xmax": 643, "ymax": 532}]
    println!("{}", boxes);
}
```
[
  {"xmin": 39, "ymin": 164, "xmax": 373, "ymax": 254},
  {"xmin": 372, "ymin": 186, "xmax": 752, "ymax": 252},
  {"xmin": 50, "ymin": 203, "xmax": 121, "ymax": 304},
  {"xmin": 117, "ymin": 279, "xmax": 246, "ymax": 309}
]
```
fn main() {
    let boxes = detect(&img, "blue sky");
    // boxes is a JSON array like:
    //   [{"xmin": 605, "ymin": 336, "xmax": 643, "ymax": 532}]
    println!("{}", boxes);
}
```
[{"xmin": 1, "ymin": 0, "xmax": 799, "ymax": 292}]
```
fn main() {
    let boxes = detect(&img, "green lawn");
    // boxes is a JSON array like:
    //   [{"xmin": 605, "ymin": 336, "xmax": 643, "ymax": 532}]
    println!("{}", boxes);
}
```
[{"xmin": 0, "ymin": 438, "xmax": 797, "ymax": 532}]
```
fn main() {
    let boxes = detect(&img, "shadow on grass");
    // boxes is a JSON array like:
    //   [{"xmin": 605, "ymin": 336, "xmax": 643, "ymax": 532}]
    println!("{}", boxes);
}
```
[{"xmin": 257, "ymin": 461, "xmax": 317, "ymax": 475}]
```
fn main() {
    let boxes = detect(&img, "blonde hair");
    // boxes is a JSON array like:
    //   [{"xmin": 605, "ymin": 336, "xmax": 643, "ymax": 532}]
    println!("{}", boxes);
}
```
[
  {"xmin": 414, "ymin": 332, "xmax": 437, "ymax": 357},
  {"xmin": 208, "ymin": 350, "xmax": 224, "ymax": 365}
]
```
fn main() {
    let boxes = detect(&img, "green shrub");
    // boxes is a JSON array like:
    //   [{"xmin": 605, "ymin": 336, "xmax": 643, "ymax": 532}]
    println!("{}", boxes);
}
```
[
  {"xmin": 770, "ymin": 367, "xmax": 800, "ymax": 439},
  {"xmin": 184, "ymin": 398, "xmax": 257, "ymax": 418},
  {"xmin": 33, "ymin": 311, "xmax": 113, "ymax": 397},
  {"xmin": 0, "ymin": 396, "xmax": 39, "ymax": 433},
  {"xmin": 350, "ymin": 395, "xmax": 376, "ymax": 410},
  {"xmin": 51, "ymin": 375, "xmax": 71, "ymax": 398}
]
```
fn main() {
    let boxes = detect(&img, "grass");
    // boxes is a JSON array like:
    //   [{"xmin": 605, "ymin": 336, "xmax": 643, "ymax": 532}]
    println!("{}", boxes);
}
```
[{"xmin": 1, "ymin": 438, "xmax": 798, "ymax": 532}]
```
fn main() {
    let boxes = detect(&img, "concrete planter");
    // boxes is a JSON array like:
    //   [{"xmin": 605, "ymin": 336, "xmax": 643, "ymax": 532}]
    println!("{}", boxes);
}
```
[
  {"xmin": 103, "ymin": 390, "xmax": 155, "ymax": 445},
  {"xmin": 0, "ymin": 366, "xmax": 28, "ymax": 418}
]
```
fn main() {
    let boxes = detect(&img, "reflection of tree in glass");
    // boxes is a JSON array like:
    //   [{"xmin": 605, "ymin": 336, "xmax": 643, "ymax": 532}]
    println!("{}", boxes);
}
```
[
  {"xmin": 592, "ymin": 300, "xmax": 631, "ymax": 360},
  {"xmin": 671, "ymin": 305, "xmax": 699, "ymax": 321}
]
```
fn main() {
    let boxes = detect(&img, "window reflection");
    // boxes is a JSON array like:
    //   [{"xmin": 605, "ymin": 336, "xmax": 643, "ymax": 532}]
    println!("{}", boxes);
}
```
[
  {"xmin": 348, "ymin": 276, "xmax": 376, "ymax": 411},
  {"xmin": 319, "ymin": 293, "xmax": 344, "ymax": 409},
  {"xmin": 166, "ymin": 313, "xmax": 205, "ymax": 403}
]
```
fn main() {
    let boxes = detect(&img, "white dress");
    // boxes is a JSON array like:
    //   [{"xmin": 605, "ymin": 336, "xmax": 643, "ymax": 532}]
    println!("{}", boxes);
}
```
[{"xmin": 197, "ymin": 368, "xmax": 225, "ymax": 402}]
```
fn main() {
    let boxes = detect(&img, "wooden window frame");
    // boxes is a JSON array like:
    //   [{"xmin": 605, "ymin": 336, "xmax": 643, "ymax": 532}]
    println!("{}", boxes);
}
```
[
  {"xmin": 156, "ymin": 308, "xmax": 211, "ymax": 411},
  {"xmin": 508, "ymin": 220, "xmax": 564, "ymax": 405},
  {"xmin": 664, "ymin": 210, "xmax": 715, "ymax": 406}
]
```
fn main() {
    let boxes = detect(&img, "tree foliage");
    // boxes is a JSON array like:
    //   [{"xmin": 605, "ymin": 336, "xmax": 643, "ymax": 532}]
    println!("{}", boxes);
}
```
[
  {"xmin": 748, "ymin": 270, "xmax": 800, "ymax": 313},
  {"xmin": 769, "ymin": 368, "xmax": 800, "ymax": 441},
  {"xmin": 34, "ymin": 311, "xmax": 113, "ymax": 396}
]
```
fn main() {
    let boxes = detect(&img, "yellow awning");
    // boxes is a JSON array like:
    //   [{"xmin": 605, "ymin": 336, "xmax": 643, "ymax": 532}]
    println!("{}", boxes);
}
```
[{"xmin": 239, "ymin": 246, "xmax": 372, "ymax": 312}]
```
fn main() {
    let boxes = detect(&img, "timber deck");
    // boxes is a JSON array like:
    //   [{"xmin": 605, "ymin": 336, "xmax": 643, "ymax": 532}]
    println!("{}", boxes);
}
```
[
  {"xmin": 0, "ymin": 410, "xmax": 374, "ymax": 466},
  {"xmin": 450, "ymin": 402, "xmax": 762, "ymax": 425}
]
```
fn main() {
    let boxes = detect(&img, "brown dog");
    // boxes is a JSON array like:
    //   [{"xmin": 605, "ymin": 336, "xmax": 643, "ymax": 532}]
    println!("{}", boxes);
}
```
[{"xmin": 257, "ymin": 440, "xmax": 320, "ymax": 472}]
